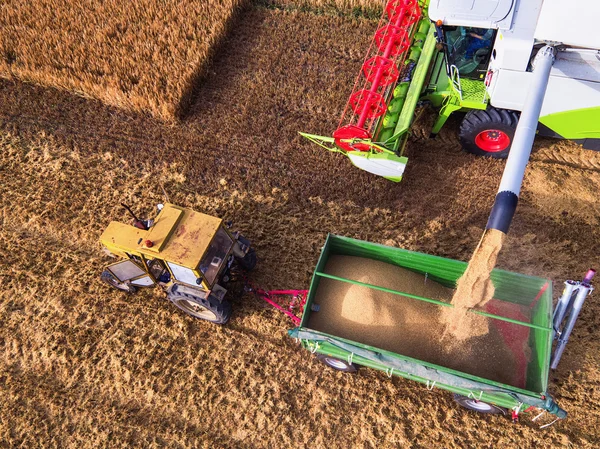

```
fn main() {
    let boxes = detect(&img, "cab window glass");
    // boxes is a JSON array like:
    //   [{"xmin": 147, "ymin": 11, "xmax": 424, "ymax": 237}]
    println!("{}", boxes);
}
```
[
  {"xmin": 443, "ymin": 26, "xmax": 495, "ymax": 79},
  {"xmin": 167, "ymin": 262, "xmax": 198, "ymax": 285},
  {"xmin": 198, "ymin": 228, "xmax": 233, "ymax": 285},
  {"xmin": 147, "ymin": 259, "xmax": 171, "ymax": 283}
]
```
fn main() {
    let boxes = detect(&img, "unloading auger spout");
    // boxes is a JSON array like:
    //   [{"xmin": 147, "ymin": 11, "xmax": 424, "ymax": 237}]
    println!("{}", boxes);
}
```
[{"xmin": 486, "ymin": 45, "xmax": 557, "ymax": 234}]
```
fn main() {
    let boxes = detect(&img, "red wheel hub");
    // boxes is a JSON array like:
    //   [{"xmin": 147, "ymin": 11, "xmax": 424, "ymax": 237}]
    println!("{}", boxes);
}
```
[
  {"xmin": 348, "ymin": 89, "xmax": 386, "ymax": 119},
  {"xmin": 386, "ymin": 0, "xmax": 420, "ymax": 26},
  {"xmin": 474, "ymin": 129, "xmax": 511, "ymax": 152},
  {"xmin": 374, "ymin": 25, "xmax": 411, "ymax": 56}
]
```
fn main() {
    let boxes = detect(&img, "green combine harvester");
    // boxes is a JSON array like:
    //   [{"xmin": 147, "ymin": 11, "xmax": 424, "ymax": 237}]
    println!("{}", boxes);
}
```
[
  {"xmin": 301, "ymin": 0, "xmax": 600, "ymax": 181},
  {"xmin": 292, "ymin": 0, "xmax": 600, "ymax": 421}
]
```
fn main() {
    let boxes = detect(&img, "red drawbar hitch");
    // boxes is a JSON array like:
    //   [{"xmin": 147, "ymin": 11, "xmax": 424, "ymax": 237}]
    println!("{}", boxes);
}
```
[
  {"xmin": 251, "ymin": 287, "xmax": 308, "ymax": 324},
  {"xmin": 511, "ymin": 409, "xmax": 519, "ymax": 423}
]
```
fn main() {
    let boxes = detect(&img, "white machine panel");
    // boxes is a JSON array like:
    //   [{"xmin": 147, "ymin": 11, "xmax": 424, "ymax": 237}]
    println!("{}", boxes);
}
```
[
  {"xmin": 428, "ymin": 0, "xmax": 516, "ymax": 29},
  {"xmin": 487, "ymin": 0, "xmax": 543, "ymax": 72},
  {"xmin": 552, "ymin": 50, "xmax": 600, "ymax": 83},
  {"xmin": 534, "ymin": 0, "xmax": 600, "ymax": 49},
  {"xmin": 347, "ymin": 154, "xmax": 406, "ymax": 179},
  {"xmin": 488, "ymin": 68, "xmax": 600, "ymax": 117}
]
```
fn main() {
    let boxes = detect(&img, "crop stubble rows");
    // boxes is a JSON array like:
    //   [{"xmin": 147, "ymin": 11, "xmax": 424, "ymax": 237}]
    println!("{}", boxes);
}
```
[{"xmin": 0, "ymin": 0, "xmax": 248, "ymax": 119}]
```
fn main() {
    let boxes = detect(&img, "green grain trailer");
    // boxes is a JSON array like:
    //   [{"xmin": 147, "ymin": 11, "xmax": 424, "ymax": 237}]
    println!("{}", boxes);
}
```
[{"xmin": 289, "ymin": 234, "xmax": 589, "ymax": 420}]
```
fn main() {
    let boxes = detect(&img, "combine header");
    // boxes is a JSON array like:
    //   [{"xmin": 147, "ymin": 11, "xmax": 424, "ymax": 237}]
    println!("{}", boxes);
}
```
[
  {"xmin": 334, "ymin": 0, "xmax": 421, "ymax": 145},
  {"xmin": 301, "ymin": 0, "xmax": 434, "ymax": 181}
]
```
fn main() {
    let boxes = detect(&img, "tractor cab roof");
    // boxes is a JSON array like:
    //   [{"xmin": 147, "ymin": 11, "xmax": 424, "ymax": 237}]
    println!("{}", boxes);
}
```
[{"xmin": 100, "ymin": 203, "xmax": 223, "ymax": 269}]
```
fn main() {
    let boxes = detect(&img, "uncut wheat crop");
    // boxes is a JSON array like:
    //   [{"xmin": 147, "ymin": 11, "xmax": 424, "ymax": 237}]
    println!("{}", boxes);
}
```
[{"xmin": 0, "ymin": 0, "xmax": 246, "ymax": 120}]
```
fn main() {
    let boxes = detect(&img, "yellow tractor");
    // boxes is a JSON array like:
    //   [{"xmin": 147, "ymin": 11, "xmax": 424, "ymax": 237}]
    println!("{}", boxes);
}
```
[{"xmin": 99, "ymin": 203, "xmax": 256, "ymax": 324}]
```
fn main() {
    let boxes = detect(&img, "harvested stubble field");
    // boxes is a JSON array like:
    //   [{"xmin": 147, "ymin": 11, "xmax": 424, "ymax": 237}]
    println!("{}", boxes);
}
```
[{"xmin": 1, "ymin": 5, "xmax": 600, "ymax": 449}]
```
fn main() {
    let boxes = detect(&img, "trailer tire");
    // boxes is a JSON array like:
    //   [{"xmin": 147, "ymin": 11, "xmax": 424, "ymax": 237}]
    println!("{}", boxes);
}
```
[
  {"xmin": 168, "ymin": 290, "xmax": 231, "ymax": 324},
  {"xmin": 453, "ymin": 394, "xmax": 507, "ymax": 415},
  {"xmin": 316, "ymin": 354, "xmax": 358, "ymax": 373},
  {"xmin": 101, "ymin": 270, "xmax": 137, "ymax": 293},
  {"xmin": 459, "ymin": 107, "xmax": 519, "ymax": 159}
]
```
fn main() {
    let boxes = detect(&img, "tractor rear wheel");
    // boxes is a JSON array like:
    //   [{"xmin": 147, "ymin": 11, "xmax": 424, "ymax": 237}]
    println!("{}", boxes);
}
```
[
  {"xmin": 459, "ymin": 107, "xmax": 519, "ymax": 159},
  {"xmin": 168, "ymin": 290, "xmax": 231, "ymax": 324},
  {"xmin": 100, "ymin": 270, "xmax": 137, "ymax": 293},
  {"xmin": 453, "ymin": 394, "xmax": 507, "ymax": 415},
  {"xmin": 316, "ymin": 354, "xmax": 358, "ymax": 373}
]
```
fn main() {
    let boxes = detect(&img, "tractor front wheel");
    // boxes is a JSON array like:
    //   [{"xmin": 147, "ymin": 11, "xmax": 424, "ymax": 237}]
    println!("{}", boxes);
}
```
[
  {"xmin": 100, "ymin": 270, "xmax": 137, "ymax": 293},
  {"xmin": 459, "ymin": 107, "xmax": 519, "ymax": 159},
  {"xmin": 453, "ymin": 394, "xmax": 507, "ymax": 415},
  {"xmin": 316, "ymin": 354, "xmax": 358, "ymax": 373},
  {"xmin": 168, "ymin": 290, "xmax": 231, "ymax": 324}
]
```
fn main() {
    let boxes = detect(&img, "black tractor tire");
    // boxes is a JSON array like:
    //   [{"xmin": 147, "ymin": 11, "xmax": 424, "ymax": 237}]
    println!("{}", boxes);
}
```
[
  {"xmin": 316, "ymin": 354, "xmax": 358, "ymax": 373},
  {"xmin": 459, "ymin": 107, "xmax": 519, "ymax": 159},
  {"xmin": 168, "ymin": 289, "xmax": 231, "ymax": 324},
  {"xmin": 100, "ymin": 270, "xmax": 137, "ymax": 293},
  {"xmin": 238, "ymin": 248, "xmax": 257, "ymax": 271},
  {"xmin": 453, "ymin": 394, "xmax": 507, "ymax": 415}
]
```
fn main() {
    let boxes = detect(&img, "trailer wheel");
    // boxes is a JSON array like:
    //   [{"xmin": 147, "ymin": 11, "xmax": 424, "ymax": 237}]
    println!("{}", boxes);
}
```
[
  {"xmin": 459, "ymin": 107, "xmax": 519, "ymax": 159},
  {"xmin": 100, "ymin": 270, "xmax": 137, "ymax": 293},
  {"xmin": 316, "ymin": 354, "xmax": 358, "ymax": 373},
  {"xmin": 168, "ymin": 290, "xmax": 231, "ymax": 324},
  {"xmin": 453, "ymin": 394, "xmax": 507, "ymax": 415}
]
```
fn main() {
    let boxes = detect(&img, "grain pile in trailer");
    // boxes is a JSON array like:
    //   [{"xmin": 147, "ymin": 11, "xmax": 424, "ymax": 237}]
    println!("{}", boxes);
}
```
[{"xmin": 307, "ymin": 255, "xmax": 522, "ymax": 387}]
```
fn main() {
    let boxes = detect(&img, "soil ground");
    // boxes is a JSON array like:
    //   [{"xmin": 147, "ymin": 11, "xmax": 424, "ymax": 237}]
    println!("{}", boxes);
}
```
[{"xmin": 1, "ymin": 6, "xmax": 600, "ymax": 449}]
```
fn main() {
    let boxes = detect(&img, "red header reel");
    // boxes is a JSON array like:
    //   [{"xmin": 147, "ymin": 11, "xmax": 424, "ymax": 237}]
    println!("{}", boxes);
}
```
[{"xmin": 333, "ymin": 0, "xmax": 422, "ymax": 151}]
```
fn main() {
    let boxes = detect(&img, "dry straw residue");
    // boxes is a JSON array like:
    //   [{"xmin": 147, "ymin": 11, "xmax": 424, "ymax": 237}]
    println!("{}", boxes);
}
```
[
  {"xmin": 2, "ymin": 3, "xmax": 600, "ymax": 444},
  {"xmin": 0, "ymin": 0, "xmax": 385, "ymax": 119}
]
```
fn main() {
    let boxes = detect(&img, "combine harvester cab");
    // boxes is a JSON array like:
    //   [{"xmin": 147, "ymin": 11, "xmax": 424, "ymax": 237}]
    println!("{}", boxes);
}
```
[{"xmin": 302, "ymin": 0, "xmax": 600, "ymax": 181}]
